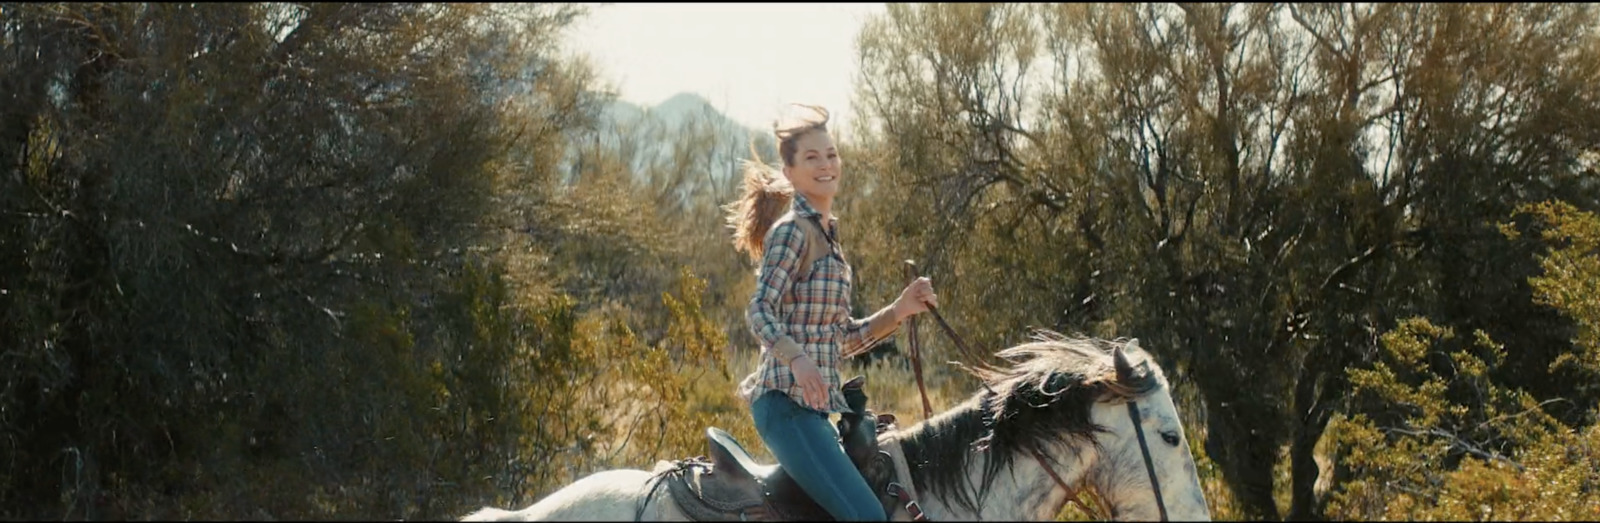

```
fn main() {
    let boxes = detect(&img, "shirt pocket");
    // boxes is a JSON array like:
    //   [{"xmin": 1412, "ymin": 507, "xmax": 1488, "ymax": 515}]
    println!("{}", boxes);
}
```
[
  {"xmin": 815, "ymin": 256, "xmax": 853, "ymax": 312},
  {"xmin": 790, "ymin": 276, "xmax": 839, "ymax": 306}
]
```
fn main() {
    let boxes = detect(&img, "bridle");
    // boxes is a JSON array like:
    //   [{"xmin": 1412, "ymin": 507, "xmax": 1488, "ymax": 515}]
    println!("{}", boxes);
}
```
[
  {"xmin": 895, "ymin": 261, "xmax": 1169, "ymax": 521},
  {"xmin": 1125, "ymin": 398, "xmax": 1170, "ymax": 520}
]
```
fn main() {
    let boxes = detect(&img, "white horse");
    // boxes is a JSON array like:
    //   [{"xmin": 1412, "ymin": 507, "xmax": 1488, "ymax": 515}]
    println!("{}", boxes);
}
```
[{"xmin": 464, "ymin": 333, "xmax": 1211, "ymax": 521}]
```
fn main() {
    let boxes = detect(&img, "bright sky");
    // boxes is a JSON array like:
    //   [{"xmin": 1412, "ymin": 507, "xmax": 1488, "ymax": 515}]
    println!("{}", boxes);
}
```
[{"xmin": 563, "ymin": 2, "xmax": 886, "ymax": 135}]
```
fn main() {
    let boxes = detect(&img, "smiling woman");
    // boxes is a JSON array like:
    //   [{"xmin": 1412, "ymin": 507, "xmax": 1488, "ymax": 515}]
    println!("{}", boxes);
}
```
[
  {"xmin": 706, "ymin": 102, "xmax": 939, "ymax": 520},
  {"xmin": 563, "ymin": 3, "xmax": 884, "ymax": 133}
]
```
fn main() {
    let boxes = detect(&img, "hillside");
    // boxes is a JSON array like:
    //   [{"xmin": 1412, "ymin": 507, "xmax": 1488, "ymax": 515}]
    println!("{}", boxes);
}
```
[{"xmin": 572, "ymin": 93, "xmax": 777, "ymax": 205}]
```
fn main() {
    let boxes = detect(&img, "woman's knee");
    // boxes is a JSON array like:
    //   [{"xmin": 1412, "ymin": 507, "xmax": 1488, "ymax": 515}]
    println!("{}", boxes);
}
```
[
  {"xmin": 749, "ymin": 395, "xmax": 886, "ymax": 521},
  {"xmin": 786, "ymin": 421, "xmax": 886, "ymax": 521}
]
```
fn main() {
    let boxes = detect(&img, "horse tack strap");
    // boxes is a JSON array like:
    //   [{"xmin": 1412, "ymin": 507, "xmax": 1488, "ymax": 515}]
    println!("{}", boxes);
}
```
[
  {"xmin": 886, "ymin": 483, "xmax": 928, "ymax": 522},
  {"xmin": 881, "ymin": 437, "xmax": 929, "ymax": 521},
  {"xmin": 1027, "ymin": 446, "xmax": 1074, "ymax": 505},
  {"xmin": 1127, "ymin": 400, "xmax": 1169, "ymax": 521},
  {"xmin": 903, "ymin": 263, "xmax": 935, "ymax": 421},
  {"xmin": 1030, "ymin": 444, "xmax": 1122, "ymax": 520},
  {"xmin": 924, "ymin": 305, "xmax": 994, "ymax": 371}
]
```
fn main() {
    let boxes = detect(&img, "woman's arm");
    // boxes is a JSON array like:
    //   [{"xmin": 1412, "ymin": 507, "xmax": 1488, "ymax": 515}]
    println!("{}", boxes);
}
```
[
  {"xmin": 841, "ymin": 305, "xmax": 902, "ymax": 359},
  {"xmin": 842, "ymin": 277, "xmax": 936, "ymax": 359},
  {"xmin": 747, "ymin": 219, "xmax": 807, "ymax": 363}
]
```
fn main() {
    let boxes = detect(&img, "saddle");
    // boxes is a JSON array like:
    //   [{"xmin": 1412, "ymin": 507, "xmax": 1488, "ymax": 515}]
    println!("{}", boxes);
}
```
[{"xmin": 658, "ymin": 376, "xmax": 911, "ymax": 521}]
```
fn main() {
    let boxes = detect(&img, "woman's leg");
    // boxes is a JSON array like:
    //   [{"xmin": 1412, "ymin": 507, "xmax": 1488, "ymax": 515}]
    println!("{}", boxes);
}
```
[{"xmin": 751, "ymin": 390, "xmax": 887, "ymax": 521}]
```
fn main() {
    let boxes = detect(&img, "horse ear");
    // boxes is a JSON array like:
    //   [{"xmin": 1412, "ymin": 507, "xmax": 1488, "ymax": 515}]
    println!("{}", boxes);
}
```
[{"xmin": 1113, "ymin": 346, "xmax": 1134, "ymax": 383}]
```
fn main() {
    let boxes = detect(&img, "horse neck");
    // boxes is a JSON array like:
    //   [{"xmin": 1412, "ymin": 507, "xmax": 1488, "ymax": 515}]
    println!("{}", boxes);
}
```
[{"xmin": 886, "ymin": 396, "xmax": 1100, "ymax": 521}]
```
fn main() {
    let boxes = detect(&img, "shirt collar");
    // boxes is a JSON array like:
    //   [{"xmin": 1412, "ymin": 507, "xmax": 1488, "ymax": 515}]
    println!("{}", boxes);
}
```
[{"xmin": 792, "ymin": 192, "xmax": 837, "ymax": 224}]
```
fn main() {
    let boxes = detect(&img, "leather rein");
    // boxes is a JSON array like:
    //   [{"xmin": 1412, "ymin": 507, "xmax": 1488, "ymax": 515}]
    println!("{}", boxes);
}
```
[{"xmin": 894, "ymin": 261, "xmax": 1169, "ymax": 521}]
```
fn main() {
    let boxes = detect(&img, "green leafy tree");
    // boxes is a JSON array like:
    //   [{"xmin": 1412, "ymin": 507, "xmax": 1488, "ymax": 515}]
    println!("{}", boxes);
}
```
[
  {"xmin": 0, "ymin": 2, "xmax": 607, "ymax": 518},
  {"xmin": 1518, "ymin": 201, "xmax": 1600, "ymax": 382},
  {"xmin": 1328, "ymin": 317, "xmax": 1600, "ymax": 520},
  {"xmin": 849, "ymin": 3, "xmax": 1600, "ymax": 519},
  {"xmin": 1323, "ymin": 202, "xmax": 1600, "ymax": 520}
]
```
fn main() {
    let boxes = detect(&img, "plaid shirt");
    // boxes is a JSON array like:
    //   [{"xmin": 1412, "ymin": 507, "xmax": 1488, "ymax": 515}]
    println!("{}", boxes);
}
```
[{"xmin": 738, "ymin": 194, "xmax": 897, "ymax": 414}]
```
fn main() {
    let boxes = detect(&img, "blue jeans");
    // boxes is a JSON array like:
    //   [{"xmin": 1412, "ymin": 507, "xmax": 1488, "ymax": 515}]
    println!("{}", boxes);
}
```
[{"xmin": 751, "ymin": 390, "xmax": 887, "ymax": 521}]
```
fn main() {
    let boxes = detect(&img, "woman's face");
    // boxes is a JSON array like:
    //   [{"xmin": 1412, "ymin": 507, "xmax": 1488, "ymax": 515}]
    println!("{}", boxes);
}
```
[{"xmin": 782, "ymin": 129, "xmax": 842, "ymax": 202}]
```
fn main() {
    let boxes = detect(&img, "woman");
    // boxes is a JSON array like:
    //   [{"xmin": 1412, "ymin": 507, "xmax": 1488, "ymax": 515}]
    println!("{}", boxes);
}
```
[{"xmin": 724, "ymin": 103, "xmax": 937, "ymax": 521}]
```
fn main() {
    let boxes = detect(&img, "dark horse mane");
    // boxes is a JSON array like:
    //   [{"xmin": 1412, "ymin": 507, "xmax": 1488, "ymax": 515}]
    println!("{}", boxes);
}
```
[{"xmin": 892, "ymin": 330, "xmax": 1163, "ymax": 515}]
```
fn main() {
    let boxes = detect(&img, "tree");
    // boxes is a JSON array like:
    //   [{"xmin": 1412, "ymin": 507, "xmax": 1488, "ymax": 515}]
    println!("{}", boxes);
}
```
[
  {"xmin": 1328, "ymin": 202, "xmax": 1600, "ymax": 520},
  {"xmin": 849, "ymin": 3, "xmax": 1600, "ymax": 519},
  {"xmin": 0, "ymin": 3, "xmax": 606, "ymax": 518}
]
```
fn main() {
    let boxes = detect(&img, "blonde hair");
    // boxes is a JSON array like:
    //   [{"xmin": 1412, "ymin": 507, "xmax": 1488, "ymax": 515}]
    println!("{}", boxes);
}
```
[{"xmin": 724, "ymin": 104, "xmax": 832, "ymax": 262}]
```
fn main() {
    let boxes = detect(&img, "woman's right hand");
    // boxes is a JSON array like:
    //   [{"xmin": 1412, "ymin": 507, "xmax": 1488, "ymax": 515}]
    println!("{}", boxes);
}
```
[
  {"xmin": 893, "ymin": 276, "xmax": 938, "ymax": 321},
  {"xmin": 788, "ymin": 354, "xmax": 829, "ymax": 410}
]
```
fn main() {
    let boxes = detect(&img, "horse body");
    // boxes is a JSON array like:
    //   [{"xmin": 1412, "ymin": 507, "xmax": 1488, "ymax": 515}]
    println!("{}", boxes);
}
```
[
  {"xmin": 464, "ymin": 335, "xmax": 1211, "ymax": 521},
  {"xmin": 462, "ymin": 470, "xmax": 686, "ymax": 521},
  {"xmin": 461, "ymin": 447, "xmax": 1075, "ymax": 522}
]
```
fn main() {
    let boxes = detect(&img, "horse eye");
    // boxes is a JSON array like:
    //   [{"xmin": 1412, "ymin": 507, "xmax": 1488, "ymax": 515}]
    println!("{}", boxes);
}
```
[{"xmin": 1160, "ymin": 431, "xmax": 1180, "ymax": 447}]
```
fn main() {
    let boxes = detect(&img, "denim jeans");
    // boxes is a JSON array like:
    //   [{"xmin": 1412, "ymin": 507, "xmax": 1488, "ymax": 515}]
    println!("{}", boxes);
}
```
[{"xmin": 751, "ymin": 390, "xmax": 888, "ymax": 521}]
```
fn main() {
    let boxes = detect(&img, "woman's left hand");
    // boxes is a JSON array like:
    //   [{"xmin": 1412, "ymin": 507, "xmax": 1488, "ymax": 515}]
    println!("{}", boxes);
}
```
[{"xmin": 893, "ymin": 277, "xmax": 937, "ymax": 321}]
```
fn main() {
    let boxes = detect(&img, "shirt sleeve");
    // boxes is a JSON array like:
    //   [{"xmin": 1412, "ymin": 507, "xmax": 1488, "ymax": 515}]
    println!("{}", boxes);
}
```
[
  {"xmin": 747, "ymin": 219, "xmax": 807, "ymax": 362},
  {"xmin": 842, "ymin": 305, "xmax": 900, "ymax": 359}
]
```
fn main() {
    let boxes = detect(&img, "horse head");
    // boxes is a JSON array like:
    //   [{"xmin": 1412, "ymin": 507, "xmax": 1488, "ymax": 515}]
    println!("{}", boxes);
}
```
[
  {"xmin": 1088, "ymin": 338, "xmax": 1210, "ymax": 521},
  {"xmin": 961, "ymin": 333, "xmax": 1210, "ymax": 521}
]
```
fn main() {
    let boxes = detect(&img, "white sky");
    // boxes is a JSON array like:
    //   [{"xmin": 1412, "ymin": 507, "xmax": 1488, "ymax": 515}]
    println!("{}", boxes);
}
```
[{"xmin": 562, "ymin": 2, "xmax": 887, "ymax": 134}]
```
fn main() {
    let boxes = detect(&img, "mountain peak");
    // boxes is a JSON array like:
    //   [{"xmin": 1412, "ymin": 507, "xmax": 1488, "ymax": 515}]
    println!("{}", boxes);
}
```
[{"xmin": 654, "ymin": 92, "xmax": 716, "ymax": 117}]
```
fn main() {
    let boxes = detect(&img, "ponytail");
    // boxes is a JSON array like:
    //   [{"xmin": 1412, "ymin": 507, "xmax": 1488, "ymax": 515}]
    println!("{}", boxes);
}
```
[{"xmin": 724, "ymin": 143, "xmax": 793, "ymax": 263}]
